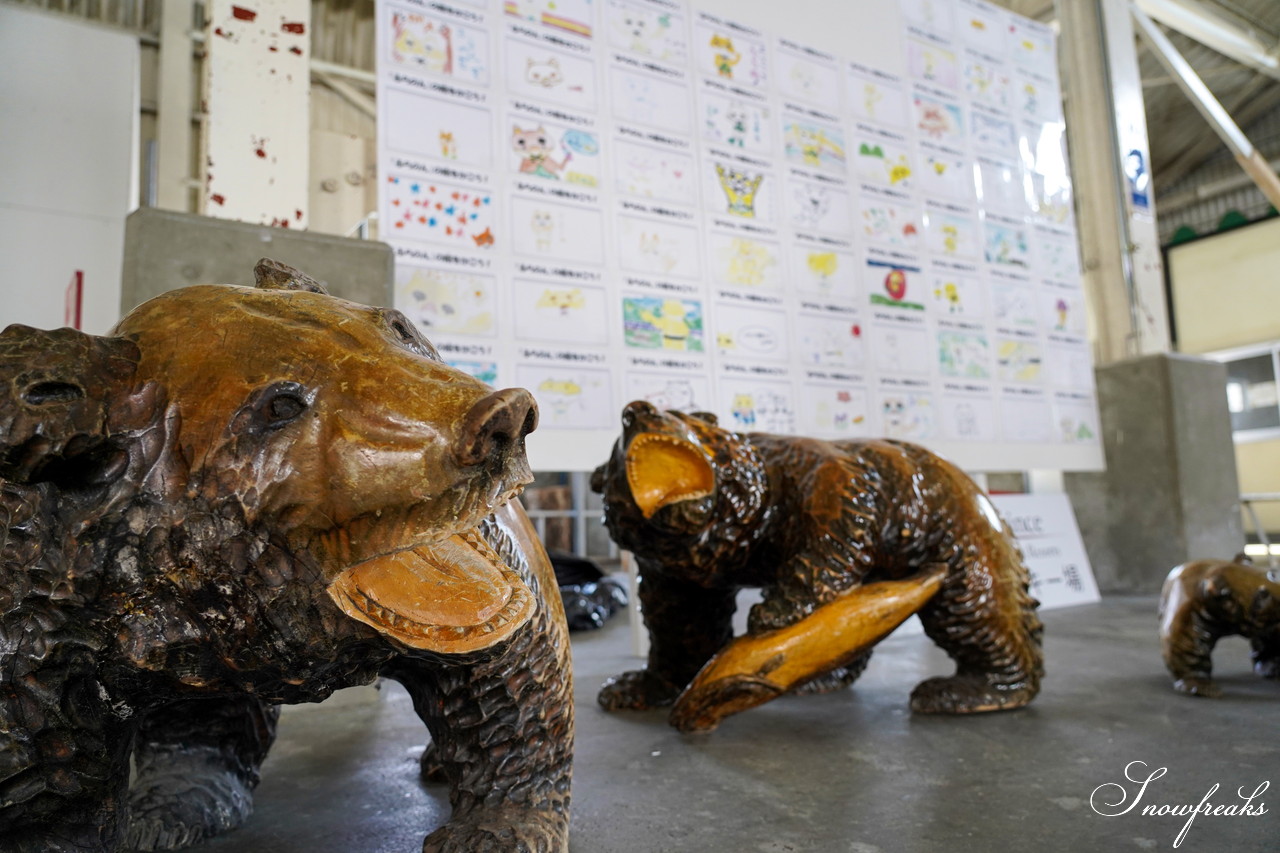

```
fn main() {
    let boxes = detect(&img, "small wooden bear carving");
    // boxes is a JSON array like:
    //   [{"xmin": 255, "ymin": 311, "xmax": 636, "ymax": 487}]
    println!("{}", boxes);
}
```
[
  {"xmin": 1160, "ymin": 556, "xmax": 1280, "ymax": 697},
  {"xmin": 0, "ymin": 261, "xmax": 572, "ymax": 852},
  {"xmin": 591, "ymin": 401, "xmax": 1043, "ymax": 733}
]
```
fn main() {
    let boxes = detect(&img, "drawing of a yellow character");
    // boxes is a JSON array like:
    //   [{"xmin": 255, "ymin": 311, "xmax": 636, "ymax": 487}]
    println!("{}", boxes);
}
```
[{"xmin": 641, "ymin": 299, "xmax": 694, "ymax": 350}]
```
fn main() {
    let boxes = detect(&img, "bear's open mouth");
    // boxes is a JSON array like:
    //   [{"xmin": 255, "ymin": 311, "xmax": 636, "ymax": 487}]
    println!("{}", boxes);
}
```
[
  {"xmin": 625, "ymin": 433, "xmax": 715, "ymax": 519},
  {"xmin": 327, "ymin": 526, "xmax": 535, "ymax": 654}
]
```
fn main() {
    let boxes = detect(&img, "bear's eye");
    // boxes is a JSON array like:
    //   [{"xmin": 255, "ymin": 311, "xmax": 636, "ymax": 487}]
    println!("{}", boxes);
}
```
[
  {"xmin": 258, "ymin": 383, "xmax": 310, "ymax": 430},
  {"xmin": 379, "ymin": 308, "xmax": 442, "ymax": 361}
]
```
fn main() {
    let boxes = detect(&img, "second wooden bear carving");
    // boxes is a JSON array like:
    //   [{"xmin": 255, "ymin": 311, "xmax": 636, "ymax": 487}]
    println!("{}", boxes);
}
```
[{"xmin": 591, "ymin": 401, "xmax": 1043, "ymax": 732}]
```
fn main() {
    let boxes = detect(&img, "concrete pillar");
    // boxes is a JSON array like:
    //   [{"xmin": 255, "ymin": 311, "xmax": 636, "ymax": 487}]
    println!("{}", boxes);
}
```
[
  {"xmin": 1057, "ymin": 0, "xmax": 1171, "ymax": 364},
  {"xmin": 1065, "ymin": 354, "xmax": 1243, "ymax": 593},
  {"xmin": 154, "ymin": 0, "xmax": 195, "ymax": 211}
]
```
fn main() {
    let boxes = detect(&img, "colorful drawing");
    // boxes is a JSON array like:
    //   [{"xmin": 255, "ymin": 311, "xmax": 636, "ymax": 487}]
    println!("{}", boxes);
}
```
[
  {"xmin": 612, "ymin": 68, "xmax": 692, "ymax": 133},
  {"xmin": 396, "ymin": 266, "xmax": 496, "ymax": 336},
  {"xmin": 623, "ymin": 296, "xmax": 705, "ymax": 351},
  {"xmin": 798, "ymin": 316, "xmax": 864, "ymax": 368},
  {"xmin": 509, "ymin": 122, "xmax": 600, "ymax": 186},
  {"xmin": 803, "ymin": 384, "xmax": 870, "ymax": 436},
  {"xmin": 507, "ymin": 43, "xmax": 597, "ymax": 110},
  {"xmin": 930, "ymin": 275, "xmax": 985, "ymax": 318},
  {"xmin": 703, "ymin": 93, "xmax": 770, "ymax": 154},
  {"xmin": 714, "ymin": 163, "xmax": 764, "ymax": 217},
  {"xmin": 867, "ymin": 259, "xmax": 924, "ymax": 311},
  {"xmin": 719, "ymin": 384, "xmax": 795, "ymax": 432},
  {"xmin": 918, "ymin": 148, "xmax": 972, "ymax": 199},
  {"xmin": 879, "ymin": 391, "xmax": 935, "ymax": 440},
  {"xmin": 711, "ymin": 235, "xmax": 781, "ymax": 289},
  {"xmin": 448, "ymin": 359, "xmax": 498, "ymax": 387},
  {"xmin": 848, "ymin": 71, "xmax": 908, "ymax": 128},
  {"xmin": 869, "ymin": 324, "xmax": 932, "ymax": 375},
  {"xmin": 972, "ymin": 111, "xmax": 1017, "ymax": 151},
  {"xmin": 383, "ymin": 89, "xmax": 493, "ymax": 167},
  {"xmin": 793, "ymin": 248, "xmax": 856, "ymax": 299},
  {"xmin": 854, "ymin": 136, "xmax": 913, "ymax": 189},
  {"xmin": 943, "ymin": 396, "xmax": 995, "ymax": 441},
  {"xmin": 1039, "ymin": 236, "xmax": 1081, "ymax": 282},
  {"xmin": 860, "ymin": 198, "xmax": 921, "ymax": 248},
  {"xmin": 515, "ymin": 281, "xmax": 609, "ymax": 345},
  {"xmin": 386, "ymin": 176, "xmax": 494, "ymax": 246},
  {"xmin": 517, "ymin": 365, "xmax": 614, "ymax": 428},
  {"xmin": 992, "ymin": 283, "xmax": 1037, "ymax": 330},
  {"xmin": 965, "ymin": 60, "xmax": 1010, "ymax": 112},
  {"xmin": 937, "ymin": 330, "xmax": 991, "ymax": 379},
  {"xmin": 778, "ymin": 52, "xmax": 840, "ymax": 105},
  {"xmin": 984, "ymin": 220, "xmax": 1031, "ymax": 267},
  {"xmin": 996, "ymin": 339, "xmax": 1044, "ymax": 383},
  {"xmin": 924, "ymin": 210, "xmax": 978, "ymax": 259},
  {"xmin": 617, "ymin": 216, "xmax": 700, "ymax": 279},
  {"xmin": 914, "ymin": 95, "xmax": 964, "ymax": 145},
  {"xmin": 626, "ymin": 373, "xmax": 709, "ymax": 412},
  {"xmin": 902, "ymin": 0, "xmax": 954, "ymax": 32},
  {"xmin": 783, "ymin": 120, "xmax": 847, "ymax": 172},
  {"xmin": 697, "ymin": 26, "xmax": 767, "ymax": 87},
  {"xmin": 389, "ymin": 11, "xmax": 488, "ymax": 83},
  {"xmin": 510, "ymin": 198, "xmax": 605, "ymax": 264},
  {"xmin": 505, "ymin": 0, "xmax": 594, "ymax": 39},
  {"xmin": 787, "ymin": 177, "xmax": 852, "ymax": 234},
  {"xmin": 907, "ymin": 39, "xmax": 958, "ymax": 90},
  {"xmin": 613, "ymin": 139, "xmax": 697, "ymax": 204},
  {"xmin": 1043, "ymin": 289, "xmax": 1086, "ymax": 336},
  {"xmin": 714, "ymin": 304, "xmax": 788, "ymax": 361},
  {"xmin": 608, "ymin": 0, "xmax": 686, "ymax": 63}
]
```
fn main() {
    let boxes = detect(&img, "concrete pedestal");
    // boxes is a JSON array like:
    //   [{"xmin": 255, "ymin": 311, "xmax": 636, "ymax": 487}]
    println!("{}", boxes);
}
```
[
  {"xmin": 121, "ymin": 208, "xmax": 393, "ymax": 313},
  {"xmin": 1066, "ymin": 353, "xmax": 1242, "ymax": 593}
]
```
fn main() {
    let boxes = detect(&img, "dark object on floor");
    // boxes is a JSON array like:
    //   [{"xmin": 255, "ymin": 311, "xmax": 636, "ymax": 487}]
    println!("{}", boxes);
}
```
[
  {"xmin": 1159, "ymin": 555, "xmax": 1280, "ymax": 697},
  {"xmin": 0, "ymin": 261, "xmax": 572, "ymax": 852},
  {"xmin": 549, "ymin": 550, "xmax": 628, "ymax": 631},
  {"xmin": 590, "ymin": 401, "xmax": 1043, "ymax": 733}
]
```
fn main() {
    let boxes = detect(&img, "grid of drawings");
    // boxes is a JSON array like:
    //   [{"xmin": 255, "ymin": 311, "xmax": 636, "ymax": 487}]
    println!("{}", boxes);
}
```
[{"xmin": 375, "ymin": 0, "xmax": 1099, "ymax": 462}]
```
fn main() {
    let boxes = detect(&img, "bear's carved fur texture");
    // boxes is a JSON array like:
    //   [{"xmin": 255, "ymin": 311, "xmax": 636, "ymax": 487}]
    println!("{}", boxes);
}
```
[
  {"xmin": 592, "ymin": 402, "xmax": 1043, "ymax": 732},
  {"xmin": 0, "ymin": 261, "xmax": 572, "ymax": 852},
  {"xmin": 1159, "ymin": 557, "xmax": 1280, "ymax": 697}
]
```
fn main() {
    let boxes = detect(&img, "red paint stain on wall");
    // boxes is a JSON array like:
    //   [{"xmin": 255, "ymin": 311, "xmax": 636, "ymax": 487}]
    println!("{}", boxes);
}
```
[
  {"xmin": 282, "ymin": 22, "xmax": 306, "ymax": 34},
  {"xmin": 214, "ymin": 27, "xmax": 230, "ymax": 38},
  {"xmin": 295, "ymin": 209, "xmax": 304, "ymax": 220},
  {"xmin": 288, "ymin": 46, "xmax": 303, "ymax": 55},
  {"xmin": 210, "ymin": 194, "xmax": 226, "ymax": 205},
  {"xmin": 231, "ymin": 6, "xmax": 257, "ymax": 21}
]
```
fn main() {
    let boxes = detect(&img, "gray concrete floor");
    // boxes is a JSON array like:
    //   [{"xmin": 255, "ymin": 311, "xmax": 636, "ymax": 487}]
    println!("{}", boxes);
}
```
[{"xmin": 195, "ymin": 597, "xmax": 1278, "ymax": 852}]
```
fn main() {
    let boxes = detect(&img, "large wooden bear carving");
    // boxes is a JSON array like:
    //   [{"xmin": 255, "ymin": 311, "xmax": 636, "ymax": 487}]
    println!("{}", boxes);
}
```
[
  {"xmin": 591, "ymin": 401, "xmax": 1043, "ymax": 732},
  {"xmin": 0, "ymin": 261, "xmax": 572, "ymax": 852}
]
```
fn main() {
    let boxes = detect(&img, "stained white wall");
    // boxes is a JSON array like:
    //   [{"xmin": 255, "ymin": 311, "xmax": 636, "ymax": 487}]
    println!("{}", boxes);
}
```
[{"xmin": 0, "ymin": 6, "xmax": 139, "ymax": 334}]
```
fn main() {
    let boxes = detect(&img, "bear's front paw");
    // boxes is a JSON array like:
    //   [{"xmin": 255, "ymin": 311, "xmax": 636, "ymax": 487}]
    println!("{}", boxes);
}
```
[
  {"xmin": 669, "ymin": 675, "xmax": 783, "ymax": 733},
  {"xmin": 910, "ymin": 674, "xmax": 1037, "ymax": 714},
  {"xmin": 422, "ymin": 805, "xmax": 567, "ymax": 853},
  {"xmin": 124, "ymin": 746, "xmax": 254, "ymax": 851},
  {"xmin": 597, "ymin": 669, "xmax": 682, "ymax": 711},
  {"xmin": 1172, "ymin": 675, "xmax": 1223, "ymax": 698}
]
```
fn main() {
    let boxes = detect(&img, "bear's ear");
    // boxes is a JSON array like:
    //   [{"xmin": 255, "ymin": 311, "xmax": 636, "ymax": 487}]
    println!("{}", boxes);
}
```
[
  {"xmin": 589, "ymin": 463, "xmax": 607, "ymax": 494},
  {"xmin": 253, "ymin": 258, "xmax": 328, "ymax": 295},
  {"xmin": 0, "ymin": 324, "xmax": 149, "ymax": 490},
  {"xmin": 688, "ymin": 411, "xmax": 719, "ymax": 426}
]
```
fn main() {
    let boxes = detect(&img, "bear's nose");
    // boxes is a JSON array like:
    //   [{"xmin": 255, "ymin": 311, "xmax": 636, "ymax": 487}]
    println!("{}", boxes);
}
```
[
  {"xmin": 455, "ymin": 388, "xmax": 539, "ymax": 468},
  {"xmin": 622, "ymin": 399, "xmax": 657, "ymax": 429}
]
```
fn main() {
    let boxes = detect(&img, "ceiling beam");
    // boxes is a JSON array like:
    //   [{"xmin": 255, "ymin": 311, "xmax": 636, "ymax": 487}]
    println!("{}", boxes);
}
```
[
  {"xmin": 1133, "ymin": 0, "xmax": 1280, "ymax": 80},
  {"xmin": 1135, "ymin": 6, "xmax": 1280, "ymax": 208}
]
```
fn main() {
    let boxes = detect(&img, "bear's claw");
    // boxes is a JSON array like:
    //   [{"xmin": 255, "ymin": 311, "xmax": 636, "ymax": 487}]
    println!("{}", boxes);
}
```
[
  {"xmin": 597, "ymin": 669, "xmax": 682, "ymax": 710},
  {"xmin": 422, "ymin": 805, "xmax": 567, "ymax": 853},
  {"xmin": 123, "ymin": 746, "xmax": 254, "ymax": 851},
  {"xmin": 909, "ymin": 674, "xmax": 1037, "ymax": 714}
]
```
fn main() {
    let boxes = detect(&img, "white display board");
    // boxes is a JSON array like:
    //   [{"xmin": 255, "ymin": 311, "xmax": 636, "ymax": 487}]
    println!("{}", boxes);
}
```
[
  {"xmin": 989, "ymin": 492, "xmax": 1100, "ymax": 609},
  {"xmin": 376, "ymin": 0, "xmax": 1103, "ymax": 472}
]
